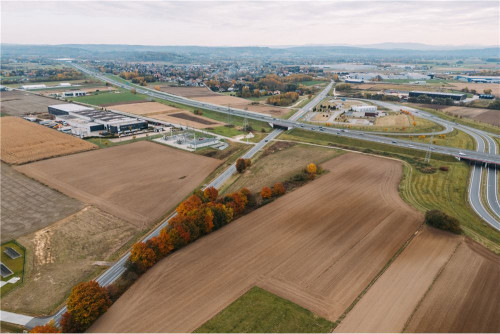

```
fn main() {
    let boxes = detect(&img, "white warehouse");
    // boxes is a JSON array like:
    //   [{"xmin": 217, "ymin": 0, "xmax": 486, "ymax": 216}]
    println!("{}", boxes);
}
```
[{"xmin": 352, "ymin": 105, "xmax": 377, "ymax": 113}]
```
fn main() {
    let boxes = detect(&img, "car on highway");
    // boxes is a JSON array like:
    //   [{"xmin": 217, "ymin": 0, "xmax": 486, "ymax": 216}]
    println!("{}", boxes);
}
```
[
  {"xmin": 459, "ymin": 152, "xmax": 466, "ymax": 156},
  {"xmin": 408, "ymin": 144, "xmax": 414, "ymax": 147},
  {"xmin": 392, "ymin": 140, "xmax": 398, "ymax": 143}
]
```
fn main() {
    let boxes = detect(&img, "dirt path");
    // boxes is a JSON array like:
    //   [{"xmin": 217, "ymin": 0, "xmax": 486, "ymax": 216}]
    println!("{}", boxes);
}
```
[{"xmin": 88, "ymin": 153, "xmax": 422, "ymax": 333}]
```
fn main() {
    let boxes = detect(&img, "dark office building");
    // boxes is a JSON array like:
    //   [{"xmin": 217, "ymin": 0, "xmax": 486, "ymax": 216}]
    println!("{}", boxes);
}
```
[{"xmin": 409, "ymin": 91, "xmax": 466, "ymax": 101}]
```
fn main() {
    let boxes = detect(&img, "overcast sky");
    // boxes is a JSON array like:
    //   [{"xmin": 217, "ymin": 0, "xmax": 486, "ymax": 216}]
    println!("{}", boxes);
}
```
[{"xmin": 1, "ymin": 1, "xmax": 498, "ymax": 47}]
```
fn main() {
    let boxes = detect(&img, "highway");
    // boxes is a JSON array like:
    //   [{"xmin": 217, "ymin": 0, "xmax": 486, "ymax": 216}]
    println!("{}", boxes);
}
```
[{"xmin": 69, "ymin": 62, "xmax": 500, "ymax": 229}]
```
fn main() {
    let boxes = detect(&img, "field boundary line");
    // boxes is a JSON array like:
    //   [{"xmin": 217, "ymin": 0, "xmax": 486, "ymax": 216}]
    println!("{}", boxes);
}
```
[
  {"xmin": 334, "ymin": 222, "xmax": 425, "ymax": 330},
  {"xmin": 401, "ymin": 240, "xmax": 463, "ymax": 332}
]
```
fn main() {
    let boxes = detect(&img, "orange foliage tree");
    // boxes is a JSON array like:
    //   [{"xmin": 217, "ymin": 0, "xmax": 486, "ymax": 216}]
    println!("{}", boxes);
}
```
[
  {"xmin": 272, "ymin": 182, "xmax": 286, "ymax": 196},
  {"xmin": 203, "ymin": 186, "xmax": 219, "ymax": 202},
  {"xmin": 63, "ymin": 281, "xmax": 111, "ymax": 332},
  {"xmin": 176, "ymin": 194, "xmax": 202, "ymax": 216},
  {"xmin": 30, "ymin": 321, "xmax": 61, "ymax": 333},
  {"xmin": 307, "ymin": 163, "xmax": 317, "ymax": 175},
  {"xmin": 130, "ymin": 242, "xmax": 157, "ymax": 271},
  {"xmin": 261, "ymin": 187, "xmax": 272, "ymax": 199}
]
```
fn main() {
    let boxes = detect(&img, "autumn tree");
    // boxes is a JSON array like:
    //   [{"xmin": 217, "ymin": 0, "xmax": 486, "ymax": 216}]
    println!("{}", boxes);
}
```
[
  {"xmin": 307, "ymin": 163, "xmax": 317, "ymax": 175},
  {"xmin": 261, "ymin": 187, "xmax": 272, "ymax": 199},
  {"xmin": 236, "ymin": 158, "xmax": 247, "ymax": 173},
  {"xmin": 484, "ymin": 88, "xmax": 492, "ymax": 94},
  {"xmin": 30, "ymin": 321, "xmax": 61, "ymax": 333},
  {"xmin": 154, "ymin": 85, "xmax": 161, "ymax": 91},
  {"xmin": 272, "ymin": 182, "xmax": 286, "ymax": 196},
  {"xmin": 176, "ymin": 194, "xmax": 202, "ymax": 216},
  {"xmin": 64, "ymin": 281, "xmax": 112, "ymax": 332},
  {"xmin": 131, "ymin": 88, "xmax": 136, "ymax": 94},
  {"xmin": 223, "ymin": 191, "xmax": 248, "ymax": 215},
  {"xmin": 204, "ymin": 186, "xmax": 219, "ymax": 202},
  {"xmin": 130, "ymin": 242, "xmax": 157, "ymax": 272}
]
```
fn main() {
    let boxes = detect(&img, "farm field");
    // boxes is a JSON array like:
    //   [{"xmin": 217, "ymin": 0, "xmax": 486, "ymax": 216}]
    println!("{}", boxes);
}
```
[
  {"xmin": 0, "ymin": 116, "xmax": 97, "ymax": 165},
  {"xmin": 336, "ymin": 226, "xmax": 461, "ymax": 332},
  {"xmin": 152, "ymin": 111, "xmax": 225, "ymax": 129},
  {"xmin": 0, "ymin": 90, "xmax": 66, "ymax": 116},
  {"xmin": 68, "ymin": 90, "xmax": 148, "ymax": 106},
  {"xmin": 373, "ymin": 114, "xmax": 410, "ymax": 127},
  {"xmin": 195, "ymin": 286, "xmax": 334, "ymax": 333},
  {"xmin": 88, "ymin": 153, "xmax": 422, "ymax": 333},
  {"xmin": 404, "ymin": 239, "xmax": 500, "ymax": 332},
  {"xmin": 1, "ymin": 206, "xmax": 139, "ymax": 315},
  {"xmin": 441, "ymin": 106, "xmax": 500, "ymax": 127},
  {"xmin": 157, "ymin": 85, "xmax": 291, "ymax": 116},
  {"xmin": 16, "ymin": 141, "xmax": 221, "ymax": 227},
  {"xmin": 224, "ymin": 141, "xmax": 342, "ymax": 194},
  {"xmin": 447, "ymin": 82, "xmax": 500, "ymax": 95},
  {"xmin": 1, "ymin": 163, "xmax": 84, "ymax": 242}
]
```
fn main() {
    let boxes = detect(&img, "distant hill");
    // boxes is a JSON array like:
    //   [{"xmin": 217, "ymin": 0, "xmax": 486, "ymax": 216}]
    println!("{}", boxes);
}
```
[{"xmin": 1, "ymin": 43, "xmax": 499, "ymax": 62}]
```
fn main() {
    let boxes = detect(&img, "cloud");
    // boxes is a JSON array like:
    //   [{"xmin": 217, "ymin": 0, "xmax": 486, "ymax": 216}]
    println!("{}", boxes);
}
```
[{"xmin": 1, "ymin": 1, "xmax": 498, "ymax": 46}]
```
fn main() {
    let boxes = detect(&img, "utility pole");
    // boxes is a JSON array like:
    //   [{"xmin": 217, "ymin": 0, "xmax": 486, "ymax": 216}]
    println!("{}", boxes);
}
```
[{"xmin": 425, "ymin": 130, "xmax": 435, "ymax": 164}]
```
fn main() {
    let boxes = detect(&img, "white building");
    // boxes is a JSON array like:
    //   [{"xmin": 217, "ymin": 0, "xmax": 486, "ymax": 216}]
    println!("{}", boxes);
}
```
[
  {"xmin": 21, "ymin": 84, "xmax": 46, "ymax": 90},
  {"xmin": 352, "ymin": 105, "xmax": 377, "ymax": 113},
  {"xmin": 61, "ymin": 91, "xmax": 86, "ymax": 97}
]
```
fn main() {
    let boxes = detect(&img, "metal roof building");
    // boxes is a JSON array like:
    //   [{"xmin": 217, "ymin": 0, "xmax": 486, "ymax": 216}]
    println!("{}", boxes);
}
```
[{"xmin": 409, "ymin": 91, "xmax": 466, "ymax": 101}]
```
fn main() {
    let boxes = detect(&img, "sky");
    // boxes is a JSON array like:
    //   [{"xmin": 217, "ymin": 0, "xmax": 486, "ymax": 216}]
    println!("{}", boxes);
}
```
[{"xmin": 1, "ymin": 1, "xmax": 499, "ymax": 47}]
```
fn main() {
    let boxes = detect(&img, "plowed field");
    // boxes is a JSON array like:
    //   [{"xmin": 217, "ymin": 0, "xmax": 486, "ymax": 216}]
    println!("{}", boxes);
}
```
[{"xmin": 88, "ymin": 153, "xmax": 422, "ymax": 333}]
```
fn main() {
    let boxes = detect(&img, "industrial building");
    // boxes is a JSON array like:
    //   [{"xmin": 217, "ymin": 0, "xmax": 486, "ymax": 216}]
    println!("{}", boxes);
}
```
[
  {"xmin": 456, "ymin": 75, "xmax": 500, "ymax": 83},
  {"xmin": 21, "ymin": 84, "xmax": 47, "ymax": 90},
  {"xmin": 61, "ymin": 91, "xmax": 86, "ymax": 97},
  {"xmin": 352, "ymin": 105, "xmax": 377, "ymax": 113},
  {"xmin": 409, "ymin": 91, "xmax": 466, "ymax": 101},
  {"xmin": 479, "ymin": 94, "xmax": 495, "ymax": 99},
  {"xmin": 48, "ymin": 103, "xmax": 148, "ymax": 136}
]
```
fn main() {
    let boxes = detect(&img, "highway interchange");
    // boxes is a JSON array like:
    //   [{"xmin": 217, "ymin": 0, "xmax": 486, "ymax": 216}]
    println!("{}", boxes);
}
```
[{"xmin": 25, "ymin": 62, "xmax": 499, "ymax": 327}]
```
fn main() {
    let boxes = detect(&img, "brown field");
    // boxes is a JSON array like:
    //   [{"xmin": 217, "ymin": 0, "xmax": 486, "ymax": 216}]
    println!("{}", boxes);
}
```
[
  {"xmin": 0, "ymin": 90, "xmax": 65, "ymax": 117},
  {"xmin": 0, "ymin": 116, "xmax": 97, "ymax": 165},
  {"xmin": 405, "ymin": 239, "xmax": 500, "ymax": 333},
  {"xmin": 374, "ymin": 114, "xmax": 410, "ymax": 127},
  {"xmin": 16, "ymin": 141, "xmax": 221, "ymax": 227},
  {"xmin": 336, "ymin": 226, "xmax": 461, "ymax": 332},
  {"xmin": 109, "ymin": 101, "xmax": 182, "ymax": 116},
  {"xmin": 448, "ymin": 82, "xmax": 500, "ymax": 95},
  {"xmin": 193, "ymin": 95, "xmax": 289, "ymax": 116},
  {"xmin": 88, "ymin": 153, "xmax": 422, "ymax": 333},
  {"xmin": 442, "ymin": 106, "xmax": 500, "ymax": 127},
  {"xmin": 157, "ymin": 86, "xmax": 290, "ymax": 116},
  {"xmin": 1, "ymin": 206, "xmax": 139, "ymax": 315},
  {"xmin": 152, "ymin": 111, "xmax": 226, "ymax": 129},
  {"xmin": 1, "ymin": 163, "xmax": 84, "ymax": 242}
]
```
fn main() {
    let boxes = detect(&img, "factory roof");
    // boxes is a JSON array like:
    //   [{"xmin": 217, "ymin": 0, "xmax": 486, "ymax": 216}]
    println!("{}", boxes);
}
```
[{"xmin": 49, "ymin": 103, "xmax": 94, "ymax": 113}]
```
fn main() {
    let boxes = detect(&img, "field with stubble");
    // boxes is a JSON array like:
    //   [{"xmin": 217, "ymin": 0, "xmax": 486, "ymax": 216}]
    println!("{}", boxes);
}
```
[
  {"xmin": 16, "ymin": 141, "xmax": 220, "ymax": 227},
  {"xmin": 88, "ymin": 153, "xmax": 422, "ymax": 333},
  {"xmin": 0, "ymin": 117, "xmax": 97, "ymax": 165}
]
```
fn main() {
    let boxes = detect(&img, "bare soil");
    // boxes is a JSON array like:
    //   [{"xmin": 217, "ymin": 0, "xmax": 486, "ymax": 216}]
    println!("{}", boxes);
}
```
[
  {"xmin": 0, "ymin": 90, "xmax": 65, "ymax": 117},
  {"xmin": 108, "ymin": 102, "xmax": 182, "ymax": 116},
  {"xmin": 442, "ymin": 106, "xmax": 500, "ymax": 127},
  {"xmin": 336, "ymin": 226, "xmax": 461, "ymax": 332},
  {"xmin": 448, "ymin": 82, "xmax": 500, "ymax": 95},
  {"xmin": 152, "ymin": 111, "xmax": 225, "ymax": 129},
  {"xmin": 16, "ymin": 141, "xmax": 221, "ymax": 227},
  {"xmin": 0, "ymin": 116, "xmax": 97, "ymax": 165},
  {"xmin": 0, "ymin": 206, "xmax": 138, "ymax": 316},
  {"xmin": 405, "ymin": 239, "xmax": 500, "ymax": 333},
  {"xmin": 88, "ymin": 153, "xmax": 422, "ymax": 333},
  {"xmin": 0, "ymin": 163, "xmax": 84, "ymax": 242}
]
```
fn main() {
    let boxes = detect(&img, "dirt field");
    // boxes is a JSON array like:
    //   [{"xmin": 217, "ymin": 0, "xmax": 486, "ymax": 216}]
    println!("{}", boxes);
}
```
[
  {"xmin": 88, "ymin": 153, "xmax": 422, "ymax": 333},
  {"xmin": 0, "ymin": 90, "xmax": 65, "ymax": 116},
  {"xmin": 194, "ymin": 95, "xmax": 289, "ymax": 116},
  {"xmin": 0, "ymin": 206, "xmax": 139, "ymax": 315},
  {"xmin": 442, "ymin": 106, "xmax": 500, "ymax": 127},
  {"xmin": 336, "ymin": 226, "xmax": 461, "ymax": 332},
  {"xmin": 157, "ymin": 86, "xmax": 290, "ymax": 116},
  {"xmin": 0, "ymin": 116, "xmax": 97, "ymax": 165},
  {"xmin": 152, "ymin": 111, "xmax": 225, "ymax": 129},
  {"xmin": 405, "ymin": 239, "xmax": 500, "ymax": 333},
  {"xmin": 374, "ymin": 114, "xmax": 410, "ymax": 127},
  {"xmin": 16, "ymin": 141, "xmax": 221, "ymax": 227},
  {"xmin": 0, "ymin": 163, "xmax": 84, "ymax": 242},
  {"xmin": 448, "ymin": 82, "xmax": 500, "ymax": 95},
  {"xmin": 108, "ymin": 101, "xmax": 182, "ymax": 116}
]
